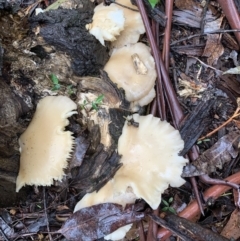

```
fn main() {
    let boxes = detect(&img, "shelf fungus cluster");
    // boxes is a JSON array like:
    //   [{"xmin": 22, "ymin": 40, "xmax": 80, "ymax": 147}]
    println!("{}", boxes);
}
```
[
  {"xmin": 74, "ymin": 114, "xmax": 188, "ymax": 240},
  {"xmin": 87, "ymin": 0, "xmax": 156, "ymax": 111},
  {"xmin": 16, "ymin": 96, "xmax": 77, "ymax": 192},
  {"xmin": 86, "ymin": 0, "xmax": 145, "ymax": 48}
]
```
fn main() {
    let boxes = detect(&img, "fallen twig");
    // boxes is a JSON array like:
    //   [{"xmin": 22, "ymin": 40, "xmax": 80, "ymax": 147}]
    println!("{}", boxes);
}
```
[
  {"xmin": 217, "ymin": 0, "xmax": 240, "ymax": 45},
  {"xmin": 199, "ymin": 106, "xmax": 240, "ymax": 141},
  {"xmin": 157, "ymin": 171, "xmax": 240, "ymax": 240}
]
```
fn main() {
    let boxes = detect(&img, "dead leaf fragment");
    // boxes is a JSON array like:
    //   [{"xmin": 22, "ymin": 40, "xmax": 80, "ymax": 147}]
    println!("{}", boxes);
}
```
[
  {"xmin": 202, "ymin": 34, "xmax": 224, "ymax": 66},
  {"xmin": 175, "ymin": 0, "xmax": 199, "ymax": 10},
  {"xmin": 193, "ymin": 132, "xmax": 240, "ymax": 175},
  {"xmin": 0, "ymin": 217, "xmax": 15, "ymax": 239},
  {"xmin": 223, "ymin": 66, "xmax": 240, "ymax": 75},
  {"xmin": 204, "ymin": 15, "xmax": 223, "ymax": 33},
  {"xmin": 178, "ymin": 78, "xmax": 206, "ymax": 98},
  {"xmin": 131, "ymin": 53, "xmax": 148, "ymax": 75},
  {"xmin": 221, "ymin": 209, "xmax": 240, "ymax": 239},
  {"xmin": 59, "ymin": 203, "xmax": 144, "ymax": 241}
]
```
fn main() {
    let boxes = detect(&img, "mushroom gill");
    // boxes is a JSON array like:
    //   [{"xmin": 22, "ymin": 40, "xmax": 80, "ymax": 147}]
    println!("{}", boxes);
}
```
[{"xmin": 16, "ymin": 96, "xmax": 77, "ymax": 192}]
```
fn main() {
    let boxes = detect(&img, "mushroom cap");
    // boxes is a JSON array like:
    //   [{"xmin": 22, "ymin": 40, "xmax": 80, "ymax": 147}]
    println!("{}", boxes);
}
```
[
  {"xmin": 86, "ymin": 4, "xmax": 125, "ymax": 46},
  {"xmin": 114, "ymin": 114, "xmax": 188, "ymax": 209},
  {"xmin": 16, "ymin": 96, "xmax": 77, "ymax": 192},
  {"xmin": 74, "ymin": 180, "xmax": 136, "ymax": 211},
  {"xmin": 74, "ymin": 180, "xmax": 136, "ymax": 240},
  {"xmin": 111, "ymin": 0, "xmax": 145, "ymax": 48},
  {"xmin": 104, "ymin": 43, "xmax": 156, "ymax": 102},
  {"xmin": 131, "ymin": 87, "xmax": 156, "ymax": 111}
]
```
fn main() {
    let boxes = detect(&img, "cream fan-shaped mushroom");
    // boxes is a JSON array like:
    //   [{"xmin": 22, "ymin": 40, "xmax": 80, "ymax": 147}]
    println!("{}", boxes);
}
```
[
  {"xmin": 104, "ymin": 43, "xmax": 156, "ymax": 103},
  {"xmin": 131, "ymin": 87, "xmax": 156, "ymax": 111},
  {"xmin": 111, "ymin": 0, "xmax": 145, "ymax": 48},
  {"xmin": 86, "ymin": 4, "xmax": 125, "ymax": 46},
  {"xmin": 16, "ymin": 96, "xmax": 77, "ymax": 192},
  {"xmin": 114, "ymin": 114, "xmax": 188, "ymax": 210},
  {"xmin": 74, "ymin": 180, "xmax": 136, "ymax": 241}
]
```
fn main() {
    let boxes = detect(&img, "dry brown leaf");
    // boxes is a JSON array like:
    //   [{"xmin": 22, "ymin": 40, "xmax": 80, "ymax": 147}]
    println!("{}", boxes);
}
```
[
  {"xmin": 177, "ymin": 79, "xmax": 206, "ymax": 98},
  {"xmin": 175, "ymin": 0, "xmax": 200, "ymax": 11},
  {"xmin": 182, "ymin": 132, "xmax": 240, "ymax": 177},
  {"xmin": 202, "ymin": 34, "xmax": 224, "ymax": 66},
  {"xmin": 59, "ymin": 203, "xmax": 144, "ymax": 241},
  {"xmin": 221, "ymin": 209, "xmax": 240, "ymax": 239},
  {"xmin": 204, "ymin": 14, "xmax": 223, "ymax": 33}
]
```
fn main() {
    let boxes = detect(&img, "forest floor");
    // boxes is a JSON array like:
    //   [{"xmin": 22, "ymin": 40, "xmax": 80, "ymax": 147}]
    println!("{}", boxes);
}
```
[{"xmin": 1, "ymin": 0, "xmax": 240, "ymax": 240}]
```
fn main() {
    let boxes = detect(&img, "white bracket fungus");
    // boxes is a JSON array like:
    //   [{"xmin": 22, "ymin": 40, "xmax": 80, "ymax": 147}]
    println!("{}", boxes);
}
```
[
  {"xmin": 104, "ymin": 42, "xmax": 156, "ymax": 110},
  {"xmin": 86, "ymin": 0, "xmax": 145, "ymax": 47},
  {"xmin": 111, "ymin": 0, "xmax": 145, "ymax": 48},
  {"xmin": 74, "ymin": 114, "xmax": 188, "ymax": 239},
  {"xmin": 86, "ymin": 4, "xmax": 125, "ymax": 46},
  {"xmin": 114, "ymin": 114, "xmax": 188, "ymax": 210},
  {"xmin": 16, "ymin": 96, "xmax": 77, "ymax": 192}
]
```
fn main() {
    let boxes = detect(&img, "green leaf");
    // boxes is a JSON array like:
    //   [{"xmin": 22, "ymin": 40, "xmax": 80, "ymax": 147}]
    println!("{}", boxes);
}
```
[
  {"xmin": 50, "ymin": 74, "xmax": 59, "ymax": 85},
  {"xmin": 94, "ymin": 94, "xmax": 104, "ymax": 104},
  {"xmin": 168, "ymin": 207, "xmax": 176, "ymax": 214},
  {"xmin": 162, "ymin": 199, "xmax": 169, "ymax": 207},
  {"xmin": 92, "ymin": 103, "xmax": 98, "ymax": 111},
  {"xmin": 148, "ymin": 0, "xmax": 159, "ymax": 8},
  {"xmin": 52, "ymin": 84, "xmax": 61, "ymax": 91},
  {"xmin": 168, "ymin": 197, "xmax": 173, "ymax": 203},
  {"xmin": 197, "ymin": 140, "xmax": 202, "ymax": 144},
  {"xmin": 203, "ymin": 138, "xmax": 211, "ymax": 142},
  {"xmin": 50, "ymin": 74, "xmax": 61, "ymax": 91},
  {"xmin": 162, "ymin": 207, "xmax": 168, "ymax": 212}
]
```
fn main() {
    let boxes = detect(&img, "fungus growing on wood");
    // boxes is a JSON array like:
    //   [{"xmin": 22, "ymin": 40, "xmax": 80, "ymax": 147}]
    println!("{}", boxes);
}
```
[
  {"xmin": 76, "ymin": 75, "xmax": 130, "ymax": 148},
  {"xmin": 16, "ymin": 96, "xmax": 77, "ymax": 192},
  {"xmin": 86, "ymin": 0, "xmax": 145, "ymax": 47},
  {"xmin": 74, "ymin": 114, "xmax": 187, "ymax": 239},
  {"xmin": 86, "ymin": 4, "xmax": 125, "ymax": 46},
  {"xmin": 114, "ymin": 114, "xmax": 188, "ymax": 210},
  {"xmin": 104, "ymin": 43, "xmax": 156, "ymax": 109},
  {"xmin": 111, "ymin": 0, "xmax": 145, "ymax": 48}
]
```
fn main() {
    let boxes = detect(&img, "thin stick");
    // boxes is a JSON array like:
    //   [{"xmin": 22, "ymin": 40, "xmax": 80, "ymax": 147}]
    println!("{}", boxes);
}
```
[
  {"xmin": 199, "ymin": 107, "xmax": 240, "ymax": 141},
  {"xmin": 43, "ymin": 188, "xmax": 53, "ymax": 241},
  {"xmin": 136, "ymin": 0, "xmax": 166, "ymax": 120},
  {"xmin": 170, "ymin": 29, "xmax": 240, "ymax": 46}
]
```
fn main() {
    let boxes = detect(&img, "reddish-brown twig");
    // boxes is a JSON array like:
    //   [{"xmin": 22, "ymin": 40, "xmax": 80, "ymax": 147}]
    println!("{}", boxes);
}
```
[
  {"xmin": 217, "ymin": 0, "xmax": 240, "ymax": 46},
  {"xmin": 162, "ymin": 0, "xmax": 173, "ymax": 71},
  {"xmin": 157, "ymin": 171, "xmax": 240, "ymax": 240},
  {"xmin": 136, "ymin": 0, "xmax": 166, "ymax": 120},
  {"xmin": 199, "ymin": 107, "xmax": 240, "ymax": 141}
]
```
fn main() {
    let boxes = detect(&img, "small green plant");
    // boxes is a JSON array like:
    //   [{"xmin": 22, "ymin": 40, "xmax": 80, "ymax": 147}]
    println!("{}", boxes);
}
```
[
  {"xmin": 67, "ymin": 84, "xmax": 75, "ymax": 95},
  {"xmin": 197, "ymin": 138, "xmax": 211, "ymax": 145},
  {"xmin": 50, "ymin": 74, "xmax": 61, "ymax": 91},
  {"xmin": 80, "ymin": 94, "xmax": 104, "ymax": 112},
  {"xmin": 148, "ymin": 0, "xmax": 160, "ymax": 8},
  {"xmin": 161, "ymin": 197, "xmax": 176, "ymax": 214}
]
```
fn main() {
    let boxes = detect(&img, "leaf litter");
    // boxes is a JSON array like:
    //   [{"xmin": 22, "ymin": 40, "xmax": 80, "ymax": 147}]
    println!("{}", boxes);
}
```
[
  {"xmin": 59, "ymin": 203, "xmax": 145, "ymax": 241},
  {"xmin": 2, "ymin": 0, "xmax": 240, "ymax": 240}
]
